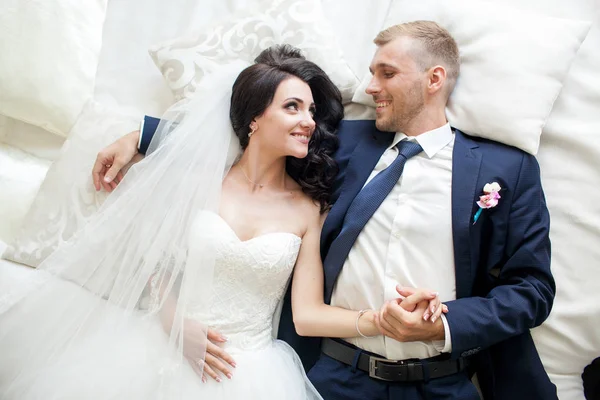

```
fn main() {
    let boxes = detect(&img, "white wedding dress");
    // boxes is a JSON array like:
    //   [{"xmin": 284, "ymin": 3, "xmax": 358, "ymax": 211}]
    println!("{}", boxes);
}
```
[{"xmin": 0, "ymin": 211, "xmax": 322, "ymax": 399}]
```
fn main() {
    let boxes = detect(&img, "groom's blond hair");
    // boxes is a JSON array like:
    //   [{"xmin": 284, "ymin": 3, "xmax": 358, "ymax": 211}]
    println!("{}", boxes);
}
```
[{"xmin": 374, "ymin": 21, "xmax": 460, "ymax": 97}]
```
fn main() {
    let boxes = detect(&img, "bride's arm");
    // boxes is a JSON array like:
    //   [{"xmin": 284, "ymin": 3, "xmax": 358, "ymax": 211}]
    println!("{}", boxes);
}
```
[
  {"xmin": 292, "ymin": 211, "xmax": 447, "ymax": 339},
  {"xmin": 291, "ymin": 212, "xmax": 380, "ymax": 338}
]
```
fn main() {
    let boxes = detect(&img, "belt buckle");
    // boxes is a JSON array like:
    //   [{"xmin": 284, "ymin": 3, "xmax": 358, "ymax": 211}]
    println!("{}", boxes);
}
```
[{"xmin": 369, "ymin": 356, "xmax": 402, "ymax": 381}]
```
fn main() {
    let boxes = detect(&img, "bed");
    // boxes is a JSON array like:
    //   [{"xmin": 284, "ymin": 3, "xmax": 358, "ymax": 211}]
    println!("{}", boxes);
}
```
[{"xmin": 1, "ymin": 0, "xmax": 599, "ymax": 398}]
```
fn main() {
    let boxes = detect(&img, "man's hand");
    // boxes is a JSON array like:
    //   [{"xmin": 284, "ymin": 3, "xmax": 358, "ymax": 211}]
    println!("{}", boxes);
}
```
[
  {"xmin": 92, "ymin": 130, "xmax": 143, "ymax": 192},
  {"xmin": 396, "ymin": 286, "xmax": 448, "ymax": 323},
  {"xmin": 375, "ymin": 286, "xmax": 448, "ymax": 342}
]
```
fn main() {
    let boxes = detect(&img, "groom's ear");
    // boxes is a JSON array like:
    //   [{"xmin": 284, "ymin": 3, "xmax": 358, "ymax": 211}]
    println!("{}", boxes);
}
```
[{"xmin": 427, "ymin": 65, "xmax": 447, "ymax": 95}]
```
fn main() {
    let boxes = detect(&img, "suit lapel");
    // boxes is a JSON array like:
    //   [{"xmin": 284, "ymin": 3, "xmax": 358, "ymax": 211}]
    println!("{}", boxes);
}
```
[
  {"xmin": 451, "ymin": 130, "xmax": 482, "ymax": 299},
  {"xmin": 321, "ymin": 129, "xmax": 392, "ymax": 257}
]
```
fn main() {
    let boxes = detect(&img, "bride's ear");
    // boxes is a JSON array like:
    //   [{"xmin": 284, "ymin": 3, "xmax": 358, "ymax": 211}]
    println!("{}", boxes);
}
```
[{"xmin": 248, "ymin": 122, "xmax": 258, "ymax": 138}]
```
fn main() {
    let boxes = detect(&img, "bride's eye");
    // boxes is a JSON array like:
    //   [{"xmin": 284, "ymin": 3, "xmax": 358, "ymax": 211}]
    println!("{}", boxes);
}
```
[{"xmin": 284, "ymin": 101, "xmax": 299, "ymax": 112}]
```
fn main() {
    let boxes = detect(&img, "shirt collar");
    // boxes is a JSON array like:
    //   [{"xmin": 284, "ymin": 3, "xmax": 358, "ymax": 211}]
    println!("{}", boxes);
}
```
[{"xmin": 391, "ymin": 123, "xmax": 454, "ymax": 159}]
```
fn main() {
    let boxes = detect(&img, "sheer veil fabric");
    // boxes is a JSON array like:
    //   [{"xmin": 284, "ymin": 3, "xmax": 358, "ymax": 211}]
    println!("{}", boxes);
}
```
[{"xmin": 0, "ymin": 61, "xmax": 249, "ymax": 398}]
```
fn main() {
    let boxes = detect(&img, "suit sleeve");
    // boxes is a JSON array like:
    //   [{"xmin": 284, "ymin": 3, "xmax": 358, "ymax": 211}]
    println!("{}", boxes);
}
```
[
  {"xmin": 138, "ymin": 115, "xmax": 161, "ymax": 155},
  {"xmin": 445, "ymin": 153, "xmax": 555, "ymax": 358}
]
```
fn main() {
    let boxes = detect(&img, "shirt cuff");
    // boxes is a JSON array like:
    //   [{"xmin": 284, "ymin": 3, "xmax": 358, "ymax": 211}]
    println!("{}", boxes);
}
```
[
  {"xmin": 138, "ymin": 118, "xmax": 145, "ymax": 150},
  {"xmin": 432, "ymin": 314, "xmax": 452, "ymax": 353}
]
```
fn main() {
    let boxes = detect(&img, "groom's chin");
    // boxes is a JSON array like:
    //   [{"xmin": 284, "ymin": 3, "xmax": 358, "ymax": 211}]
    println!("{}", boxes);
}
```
[{"xmin": 374, "ymin": 119, "xmax": 397, "ymax": 133}]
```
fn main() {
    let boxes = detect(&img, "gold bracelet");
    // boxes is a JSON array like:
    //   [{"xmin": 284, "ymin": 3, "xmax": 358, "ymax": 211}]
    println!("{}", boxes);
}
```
[{"xmin": 356, "ymin": 309, "xmax": 377, "ymax": 339}]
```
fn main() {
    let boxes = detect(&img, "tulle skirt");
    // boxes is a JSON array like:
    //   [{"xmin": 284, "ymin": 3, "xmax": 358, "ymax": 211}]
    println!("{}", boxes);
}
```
[{"xmin": 0, "ymin": 276, "xmax": 321, "ymax": 400}]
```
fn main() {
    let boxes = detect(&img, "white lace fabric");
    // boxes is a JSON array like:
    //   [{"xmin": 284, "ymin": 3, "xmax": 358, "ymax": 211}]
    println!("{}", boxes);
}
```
[{"xmin": 187, "ymin": 211, "xmax": 301, "ymax": 353}]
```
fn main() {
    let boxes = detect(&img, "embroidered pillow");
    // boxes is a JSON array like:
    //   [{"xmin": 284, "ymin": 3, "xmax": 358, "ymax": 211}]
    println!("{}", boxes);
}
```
[
  {"xmin": 148, "ymin": 0, "xmax": 359, "ymax": 102},
  {"xmin": 3, "ymin": 103, "xmax": 138, "ymax": 266}
]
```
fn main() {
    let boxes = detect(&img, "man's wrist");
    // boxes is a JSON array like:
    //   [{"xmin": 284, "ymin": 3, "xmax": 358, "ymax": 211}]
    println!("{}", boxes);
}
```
[
  {"xmin": 138, "ymin": 118, "xmax": 145, "ymax": 150},
  {"xmin": 127, "ymin": 129, "xmax": 141, "ymax": 152},
  {"xmin": 432, "ymin": 314, "xmax": 452, "ymax": 353},
  {"xmin": 430, "ymin": 317, "xmax": 445, "ymax": 340}
]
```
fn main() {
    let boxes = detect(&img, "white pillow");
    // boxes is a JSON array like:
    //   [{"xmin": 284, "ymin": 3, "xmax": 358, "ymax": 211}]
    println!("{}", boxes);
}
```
[
  {"xmin": 351, "ymin": 0, "xmax": 591, "ymax": 154},
  {"xmin": 3, "ymin": 102, "xmax": 138, "ymax": 267},
  {"xmin": 0, "ymin": 116, "xmax": 66, "ymax": 161},
  {"xmin": 0, "ymin": 144, "xmax": 51, "ymax": 244},
  {"xmin": 148, "ymin": 0, "xmax": 359, "ymax": 102},
  {"xmin": 0, "ymin": 0, "xmax": 108, "ymax": 137}
]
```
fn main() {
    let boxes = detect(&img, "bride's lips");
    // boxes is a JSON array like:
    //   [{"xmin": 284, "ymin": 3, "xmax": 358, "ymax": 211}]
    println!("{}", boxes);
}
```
[{"xmin": 291, "ymin": 132, "xmax": 311, "ymax": 145}]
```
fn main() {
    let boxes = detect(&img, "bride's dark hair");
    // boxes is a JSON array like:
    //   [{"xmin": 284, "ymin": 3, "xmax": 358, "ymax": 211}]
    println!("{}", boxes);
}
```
[{"xmin": 230, "ymin": 45, "xmax": 343, "ymax": 212}]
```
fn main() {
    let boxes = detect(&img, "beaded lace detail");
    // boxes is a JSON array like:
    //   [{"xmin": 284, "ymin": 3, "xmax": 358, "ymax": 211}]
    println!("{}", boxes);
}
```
[{"xmin": 186, "ymin": 212, "xmax": 301, "ymax": 353}]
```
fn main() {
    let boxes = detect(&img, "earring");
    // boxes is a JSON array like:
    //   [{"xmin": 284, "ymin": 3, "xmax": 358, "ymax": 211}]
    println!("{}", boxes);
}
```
[{"xmin": 248, "ymin": 125, "xmax": 257, "ymax": 138}]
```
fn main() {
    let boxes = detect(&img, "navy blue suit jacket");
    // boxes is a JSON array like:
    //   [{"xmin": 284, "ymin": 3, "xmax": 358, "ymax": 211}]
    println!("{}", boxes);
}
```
[{"xmin": 141, "ymin": 117, "xmax": 557, "ymax": 399}]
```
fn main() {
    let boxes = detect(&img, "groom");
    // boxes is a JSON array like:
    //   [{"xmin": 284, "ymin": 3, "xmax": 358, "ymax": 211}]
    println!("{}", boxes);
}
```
[{"xmin": 93, "ymin": 21, "xmax": 556, "ymax": 400}]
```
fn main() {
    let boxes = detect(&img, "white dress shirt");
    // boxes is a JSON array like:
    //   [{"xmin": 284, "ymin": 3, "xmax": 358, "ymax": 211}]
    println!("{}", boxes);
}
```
[{"xmin": 331, "ymin": 123, "xmax": 456, "ymax": 360}]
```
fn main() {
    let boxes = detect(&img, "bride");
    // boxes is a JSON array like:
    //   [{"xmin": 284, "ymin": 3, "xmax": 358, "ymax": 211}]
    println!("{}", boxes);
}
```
[{"xmin": 0, "ymin": 45, "xmax": 444, "ymax": 399}]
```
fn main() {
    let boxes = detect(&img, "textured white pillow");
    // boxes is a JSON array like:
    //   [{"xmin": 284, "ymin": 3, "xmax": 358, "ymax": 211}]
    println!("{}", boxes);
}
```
[
  {"xmin": 0, "ymin": 145, "xmax": 51, "ymax": 244},
  {"xmin": 0, "ymin": 0, "xmax": 108, "ymax": 137},
  {"xmin": 351, "ymin": 0, "xmax": 591, "ymax": 154},
  {"xmin": 3, "ymin": 102, "xmax": 138, "ymax": 267},
  {"xmin": 149, "ymin": 0, "xmax": 359, "ymax": 102}
]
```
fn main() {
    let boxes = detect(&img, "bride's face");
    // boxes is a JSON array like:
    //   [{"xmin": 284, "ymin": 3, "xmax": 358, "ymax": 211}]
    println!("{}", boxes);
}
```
[{"xmin": 253, "ymin": 76, "xmax": 316, "ymax": 159}]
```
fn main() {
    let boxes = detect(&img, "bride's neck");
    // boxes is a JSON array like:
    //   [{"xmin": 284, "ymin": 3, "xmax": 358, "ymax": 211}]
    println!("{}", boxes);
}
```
[{"xmin": 236, "ymin": 146, "xmax": 287, "ymax": 191}]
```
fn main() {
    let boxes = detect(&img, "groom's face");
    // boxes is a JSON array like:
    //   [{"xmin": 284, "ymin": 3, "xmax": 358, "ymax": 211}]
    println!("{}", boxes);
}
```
[{"xmin": 366, "ymin": 36, "xmax": 426, "ymax": 133}]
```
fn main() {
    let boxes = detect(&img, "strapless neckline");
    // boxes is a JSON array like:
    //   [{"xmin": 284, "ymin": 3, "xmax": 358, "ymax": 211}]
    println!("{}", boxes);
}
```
[{"xmin": 207, "ymin": 212, "xmax": 302, "ymax": 244}]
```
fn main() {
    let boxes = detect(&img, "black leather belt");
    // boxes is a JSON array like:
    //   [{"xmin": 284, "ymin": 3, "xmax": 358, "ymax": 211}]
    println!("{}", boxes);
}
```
[{"xmin": 322, "ymin": 338, "xmax": 468, "ymax": 382}]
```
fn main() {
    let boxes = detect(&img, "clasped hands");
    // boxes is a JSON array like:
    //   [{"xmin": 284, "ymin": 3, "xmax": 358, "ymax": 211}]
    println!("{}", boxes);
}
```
[
  {"xmin": 372, "ymin": 285, "xmax": 448, "ymax": 342},
  {"xmin": 189, "ymin": 286, "xmax": 448, "ymax": 384}
]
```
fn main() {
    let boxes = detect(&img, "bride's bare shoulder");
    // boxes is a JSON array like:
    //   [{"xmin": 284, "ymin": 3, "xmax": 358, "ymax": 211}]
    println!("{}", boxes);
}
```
[
  {"xmin": 296, "ymin": 193, "xmax": 324, "ymax": 226},
  {"xmin": 284, "ymin": 176, "xmax": 325, "ymax": 226}
]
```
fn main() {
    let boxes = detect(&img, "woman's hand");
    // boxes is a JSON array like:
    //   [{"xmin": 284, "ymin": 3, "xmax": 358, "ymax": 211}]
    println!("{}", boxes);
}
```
[
  {"xmin": 395, "ymin": 286, "xmax": 448, "ymax": 323},
  {"xmin": 152, "ymin": 275, "xmax": 236, "ymax": 383},
  {"xmin": 182, "ymin": 319, "xmax": 236, "ymax": 383}
]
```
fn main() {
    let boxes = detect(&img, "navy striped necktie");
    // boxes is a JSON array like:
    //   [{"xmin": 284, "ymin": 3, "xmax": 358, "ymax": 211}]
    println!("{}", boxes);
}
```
[{"xmin": 324, "ymin": 140, "xmax": 423, "ymax": 302}]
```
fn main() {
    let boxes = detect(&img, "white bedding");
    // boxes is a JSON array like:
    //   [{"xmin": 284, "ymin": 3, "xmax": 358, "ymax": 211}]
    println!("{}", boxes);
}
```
[
  {"xmin": 1, "ymin": 1, "xmax": 599, "ymax": 398},
  {"xmin": 0, "ymin": 144, "xmax": 51, "ymax": 243}
]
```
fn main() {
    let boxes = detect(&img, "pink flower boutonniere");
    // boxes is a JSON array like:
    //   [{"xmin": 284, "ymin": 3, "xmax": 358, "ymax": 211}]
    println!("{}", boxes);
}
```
[{"xmin": 473, "ymin": 182, "xmax": 501, "ymax": 224}]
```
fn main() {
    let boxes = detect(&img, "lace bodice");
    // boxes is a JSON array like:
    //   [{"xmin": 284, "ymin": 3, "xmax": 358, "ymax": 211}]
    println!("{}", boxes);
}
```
[{"xmin": 186, "ymin": 211, "xmax": 301, "ymax": 352}]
